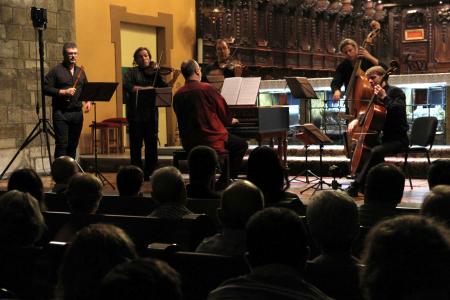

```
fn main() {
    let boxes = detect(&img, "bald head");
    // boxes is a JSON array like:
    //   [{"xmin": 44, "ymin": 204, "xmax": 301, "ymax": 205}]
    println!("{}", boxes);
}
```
[
  {"xmin": 219, "ymin": 180, "xmax": 264, "ymax": 229},
  {"xmin": 180, "ymin": 59, "xmax": 201, "ymax": 81},
  {"xmin": 51, "ymin": 156, "xmax": 78, "ymax": 184},
  {"xmin": 151, "ymin": 167, "xmax": 186, "ymax": 205}
]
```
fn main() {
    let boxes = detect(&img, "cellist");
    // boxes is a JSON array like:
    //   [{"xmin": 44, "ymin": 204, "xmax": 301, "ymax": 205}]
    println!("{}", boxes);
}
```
[
  {"xmin": 331, "ymin": 38, "xmax": 384, "ymax": 102},
  {"xmin": 345, "ymin": 66, "xmax": 409, "ymax": 197}
]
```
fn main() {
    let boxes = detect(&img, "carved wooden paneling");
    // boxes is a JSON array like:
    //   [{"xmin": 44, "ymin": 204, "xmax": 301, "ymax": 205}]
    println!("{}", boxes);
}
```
[{"xmin": 197, "ymin": 0, "xmax": 450, "ymax": 78}]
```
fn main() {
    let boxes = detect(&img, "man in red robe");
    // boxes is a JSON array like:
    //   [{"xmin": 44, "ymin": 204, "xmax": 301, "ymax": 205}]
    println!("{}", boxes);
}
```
[{"xmin": 173, "ymin": 59, "xmax": 248, "ymax": 185}]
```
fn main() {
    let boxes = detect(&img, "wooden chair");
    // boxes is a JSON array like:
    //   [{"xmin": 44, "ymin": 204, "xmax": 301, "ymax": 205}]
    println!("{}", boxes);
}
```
[{"xmin": 97, "ymin": 195, "xmax": 157, "ymax": 216}]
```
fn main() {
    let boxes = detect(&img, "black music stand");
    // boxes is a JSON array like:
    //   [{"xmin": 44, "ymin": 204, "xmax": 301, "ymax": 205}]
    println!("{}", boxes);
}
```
[
  {"xmin": 298, "ymin": 123, "xmax": 333, "ymax": 195},
  {"xmin": 136, "ymin": 87, "xmax": 173, "ymax": 107},
  {"xmin": 79, "ymin": 82, "xmax": 118, "ymax": 189},
  {"xmin": 285, "ymin": 77, "xmax": 318, "ymax": 124}
]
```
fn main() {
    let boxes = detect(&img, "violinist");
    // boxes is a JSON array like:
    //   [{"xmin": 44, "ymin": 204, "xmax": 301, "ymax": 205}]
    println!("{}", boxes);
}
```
[
  {"xmin": 44, "ymin": 42, "xmax": 91, "ymax": 159},
  {"xmin": 346, "ymin": 66, "xmax": 408, "ymax": 197},
  {"xmin": 123, "ymin": 46, "xmax": 180, "ymax": 180},
  {"xmin": 205, "ymin": 39, "xmax": 243, "ymax": 79},
  {"xmin": 331, "ymin": 38, "xmax": 384, "ymax": 102}
]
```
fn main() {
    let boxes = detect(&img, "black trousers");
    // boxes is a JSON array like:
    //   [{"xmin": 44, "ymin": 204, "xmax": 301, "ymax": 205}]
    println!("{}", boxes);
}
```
[
  {"xmin": 355, "ymin": 139, "xmax": 406, "ymax": 188},
  {"xmin": 225, "ymin": 133, "xmax": 248, "ymax": 178},
  {"xmin": 53, "ymin": 110, "xmax": 83, "ymax": 159},
  {"xmin": 128, "ymin": 120, "xmax": 158, "ymax": 176}
]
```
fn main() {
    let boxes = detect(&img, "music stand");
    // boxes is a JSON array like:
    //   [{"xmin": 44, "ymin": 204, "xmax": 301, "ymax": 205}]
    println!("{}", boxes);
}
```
[
  {"xmin": 298, "ymin": 123, "xmax": 333, "ymax": 195},
  {"xmin": 79, "ymin": 82, "xmax": 118, "ymax": 189},
  {"xmin": 285, "ymin": 77, "xmax": 318, "ymax": 124}
]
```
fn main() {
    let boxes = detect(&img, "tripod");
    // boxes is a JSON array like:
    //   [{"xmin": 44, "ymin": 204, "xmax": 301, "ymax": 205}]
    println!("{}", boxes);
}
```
[
  {"xmin": 289, "ymin": 143, "xmax": 319, "ymax": 184},
  {"xmin": 0, "ymin": 27, "xmax": 54, "ymax": 179},
  {"xmin": 300, "ymin": 143, "xmax": 332, "ymax": 195}
]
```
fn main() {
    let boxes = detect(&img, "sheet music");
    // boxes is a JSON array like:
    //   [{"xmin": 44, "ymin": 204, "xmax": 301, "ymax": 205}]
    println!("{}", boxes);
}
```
[
  {"xmin": 237, "ymin": 77, "xmax": 261, "ymax": 105},
  {"xmin": 221, "ymin": 77, "xmax": 242, "ymax": 105}
]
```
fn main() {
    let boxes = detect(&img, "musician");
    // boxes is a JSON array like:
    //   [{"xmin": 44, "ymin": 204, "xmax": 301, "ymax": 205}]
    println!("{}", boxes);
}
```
[
  {"xmin": 173, "ymin": 59, "xmax": 248, "ymax": 186},
  {"xmin": 204, "ymin": 39, "xmax": 243, "ymax": 78},
  {"xmin": 44, "ymin": 42, "xmax": 91, "ymax": 159},
  {"xmin": 331, "ymin": 38, "xmax": 384, "ymax": 102},
  {"xmin": 346, "ymin": 66, "xmax": 409, "ymax": 197},
  {"xmin": 123, "ymin": 47, "xmax": 179, "ymax": 180}
]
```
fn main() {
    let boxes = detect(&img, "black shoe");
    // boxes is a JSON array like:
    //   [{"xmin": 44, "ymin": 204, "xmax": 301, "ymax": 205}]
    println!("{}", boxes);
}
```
[{"xmin": 345, "ymin": 183, "xmax": 359, "ymax": 197}]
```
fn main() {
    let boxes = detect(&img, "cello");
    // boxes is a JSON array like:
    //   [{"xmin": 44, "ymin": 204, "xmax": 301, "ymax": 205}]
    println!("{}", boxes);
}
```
[
  {"xmin": 344, "ymin": 20, "xmax": 381, "ymax": 118},
  {"xmin": 349, "ymin": 61, "xmax": 400, "ymax": 177}
]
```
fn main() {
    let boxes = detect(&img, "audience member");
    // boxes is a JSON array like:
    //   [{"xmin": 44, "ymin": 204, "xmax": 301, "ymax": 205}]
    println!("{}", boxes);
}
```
[
  {"xmin": 196, "ymin": 180, "xmax": 264, "ymax": 256},
  {"xmin": 421, "ymin": 185, "xmax": 450, "ymax": 227},
  {"xmin": 98, "ymin": 258, "xmax": 182, "ymax": 300},
  {"xmin": 187, "ymin": 145, "xmax": 221, "ymax": 199},
  {"xmin": 359, "ymin": 163, "xmax": 404, "ymax": 227},
  {"xmin": 58, "ymin": 224, "xmax": 137, "ymax": 300},
  {"xmin": 361, "ymin": 215, "xmax": 450, "ymax": 300},
  {"xmin": 0, "ymin": 190, "xmax": 46, "ymax": 247},
  {"xmin": 306, "ymin": 190, "xmax": 362, "ymax": 300},
  {"xmin": 116, "ymin": 165, "xmax": 144, "ymax": 197},
  {"xmin": 427, "ymin": 159, "xmax": 450, "ymax": 189},
  {"xmin": 7, "ymin": 168, "xmax": 45, "ymax": 211},
  {"xmin": 149, "ymin": 166, "xmax": 193, "ymax": 219},
  {"xmin": 208, "ymin": 207, "xmax": 331, "ymax": 300},
  {"xmin": 247, "ymin": 146, "xmax": 305, "ymax": 215},
  {"xmin": 53, "ymin": 173, "xmax": 103, "ymax": 242},
  {"xmin": 51, "ymin": 156, "xmax": 79, "ymax": 194}
]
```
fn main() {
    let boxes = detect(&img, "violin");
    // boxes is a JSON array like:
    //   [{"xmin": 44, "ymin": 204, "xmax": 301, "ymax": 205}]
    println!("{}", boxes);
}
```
[
  {"xmin": 217, "ymin": 57, "xmax": 244, "ymax": 77},
  {"xmin": 144, "ymin": 61, "xmax": 177, "ymax": 76}
]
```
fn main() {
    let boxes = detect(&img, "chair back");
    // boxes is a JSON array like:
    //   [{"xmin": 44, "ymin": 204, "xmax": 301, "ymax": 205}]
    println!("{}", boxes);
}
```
[
  {"xmin": 97, "ymin": 195, "xmax": 157, "ymax": 216},
  {"xmin": 409, "ymin": 117, "xmax": 438, "ymax": 149}
]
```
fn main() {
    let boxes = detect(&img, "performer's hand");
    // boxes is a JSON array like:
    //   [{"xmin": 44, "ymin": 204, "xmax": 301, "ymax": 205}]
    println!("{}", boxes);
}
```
[
  {"xmin": 347, "ymin": 119, "xmax": 358, "ymax": 135},
  {"xmin": 231, "ymin": 118, "xmax": 239, "ymax": 125},
  {"xmin": 373, "ymin": 84, "xmax": 387, "ymax": 100},
  {"xmin": 173, "ymin": 69, "xmax": 181, "ymax": 81},
  {"xmin": 60, "ymin": 87, "xmax": 76, "ymax": 96},
  {"xmin": 332, "ymin": 90, "xmax": 341, "ymax": 102},
  {"xmin": 84, "ymin": 101, "xmax": 91, "ymax": 113},
  {"xmin": 234, "ymin": 64, "xmax": 243, "ymax": 77},
  {"xmin": 358, "ymin": 47, "xmax": 378, "ymax": 65}
]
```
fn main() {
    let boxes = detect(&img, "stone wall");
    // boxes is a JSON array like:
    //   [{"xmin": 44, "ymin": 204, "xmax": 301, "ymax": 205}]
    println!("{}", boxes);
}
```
[{"xmin": 0, "ymin": 0, "xmax": 75, "ymax": 176}]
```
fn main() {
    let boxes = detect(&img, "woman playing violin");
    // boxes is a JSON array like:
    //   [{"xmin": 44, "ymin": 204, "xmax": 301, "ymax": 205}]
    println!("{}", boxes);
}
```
[
  {"xmin": 123, "ymin": 47, "xmax": 179, "ymax": 180},
  {"xmin": 205, "ymin": 39, "xmax": 243, "ymax": 78},
  {"xmin": 345, "ymin": 66, "xmax": 409, "ymax": 197}
]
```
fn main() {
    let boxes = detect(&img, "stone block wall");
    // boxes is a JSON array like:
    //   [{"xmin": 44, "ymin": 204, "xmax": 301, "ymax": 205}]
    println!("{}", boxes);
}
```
[{"xmin": 0, "ymin": 0, "xmax": 75, "ymax": 176}]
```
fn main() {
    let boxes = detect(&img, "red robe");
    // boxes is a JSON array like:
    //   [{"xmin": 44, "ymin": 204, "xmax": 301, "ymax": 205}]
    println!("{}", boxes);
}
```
[{"xmin": 173, "ymin": 80, "xmax": 232, "ymax": 153}]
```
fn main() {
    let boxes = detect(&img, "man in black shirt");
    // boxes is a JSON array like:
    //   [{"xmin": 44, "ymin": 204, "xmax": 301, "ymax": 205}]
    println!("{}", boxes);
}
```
[
  {"xmin": 44, "ymin": 42, "xmax": 91, "ymax": 159},
  {"xmin": 123, "ymin": 47, "xmax": 179, "ymax": 180},
  {"xmin": 204, "ymin": 39, "xmax": 242, "ymax": 79},
  {"xmin": 346, "ymin": 66, "xmax": 409, "ymax": 197}
]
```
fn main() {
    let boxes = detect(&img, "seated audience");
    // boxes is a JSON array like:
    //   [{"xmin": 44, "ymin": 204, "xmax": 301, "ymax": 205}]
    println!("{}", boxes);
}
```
[
  {"xmin": 359, "ymin": 163, "xmax": 405, "ymax": 227},
  {"xmin": 421, "ymin": 185, "xmax": 450, "ymax": 227},
  {"xmin": 0, "ymin": 190, "xmax": 46, "ymax": 247},
  {"xmin": 361, "ymin": 215, "xmax": 450, "ymax": 300},
  {"xmin": 7, "ymin": 167, "xmax": 45, "ymax": 211},
  {"xmin": 427, "ymin": 159, "xmax": 450, "ymax": 189},
  {"xmin": 149, "ymin": 166, "xmax": 193, "ymax": 219},
  {"xmin": 116, "ymin": 165, "xmax": 144, "ymax": 197},
  {"xmin": 208, "ymin": 207, "xmax": 331, "ymax": 300},
  {"xmin": 53, "ymin": 173, "xmax": 103, "ymax": 242},
  {"xmin": 51, "ymin": 156, "xmax": 79, "ymax": 194},
  {"xmin": 306, "ymin": 190, "xmax": 363, "ymax": 300},
  {"xmin": 247, "ymin": 146, "xmax": 305, "ymax": 215},
  {"xmin": 98, "ymin": 258, "xmax": 182, "ymax": 300},
  {"xmin": 57, "ymin": 223, "xmax": 137, "ymax": 300},
  {"xmin": 196, "ymin": 180, "xmax": 264, "ymax": 256},
  {"xmin": 187, "ymin": 145, "xmax": 221, "ymax": 199},
  {"xmin": 0, "ymin": 191, "xmax": 47, "ymax": 300}
]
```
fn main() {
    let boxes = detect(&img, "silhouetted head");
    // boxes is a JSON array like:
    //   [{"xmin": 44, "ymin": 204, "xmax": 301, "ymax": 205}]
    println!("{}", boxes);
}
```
[
  {"xmin": 66, "ymin": 173, "xmax": 103, "ymax": 214},
  {"xmin": 116, "ymin": 165, "xmax": 144, "ymax": 197},
  {"xmin": 188, "ymin": 146, "xmax": 219, "ymax": 184},
  {"xmin": 428, "ymin": 159, "xmax": 450, "ymax": 189},
  {"xmin": 364, "ymin": 163, "xmax": 404, "ymax": 206},
  {"xmin": 98, "ymin": 258, "xmax": 182, "ymax": 300},
  {"xmin": 151, "ymin": 166, "xmax": 186, "ymax": 205},
  {"xmin": 246, "ymin": 207, "xmax": 309, "ymax": 270},
  {"xmin": 361, "ymin": 215, "xmax": 450, "ymax": 300},
  {"xmin": 8, "ymin": 168, "xmax": 44, "ymax": 209},
  {"xmin": 421, "ymin": 185, "xmax": 450, "ymax": 227},
  {"xmin": 51, "ymin": 156, "xmax": 78, "ymax": 185},
  {"xmin": 219, "ymin": 180, "xmax": 264, "ymax": 230},
  {"xmin": 307, "ymin": 190, "xmax": 359, "ymax": 253},
  {"xmin": 0, "ymin": 190, "xmax": 46, "ymax": 247}
]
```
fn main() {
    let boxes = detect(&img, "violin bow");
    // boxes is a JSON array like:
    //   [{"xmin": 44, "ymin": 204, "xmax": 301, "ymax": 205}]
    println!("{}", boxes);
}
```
[
  {"xmin": 151, "ymin": 51, "xmax": 164, "ymax": 87},
  {"xmin": 73, "ymin": 65, "xmax": 84, "ymax": 89}
]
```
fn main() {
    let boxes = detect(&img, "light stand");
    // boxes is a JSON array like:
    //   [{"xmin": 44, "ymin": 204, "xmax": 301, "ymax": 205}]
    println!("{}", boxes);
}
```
[{"xmin": 0, "ymin": 8, "xmax": 54, "ymax": 179}]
